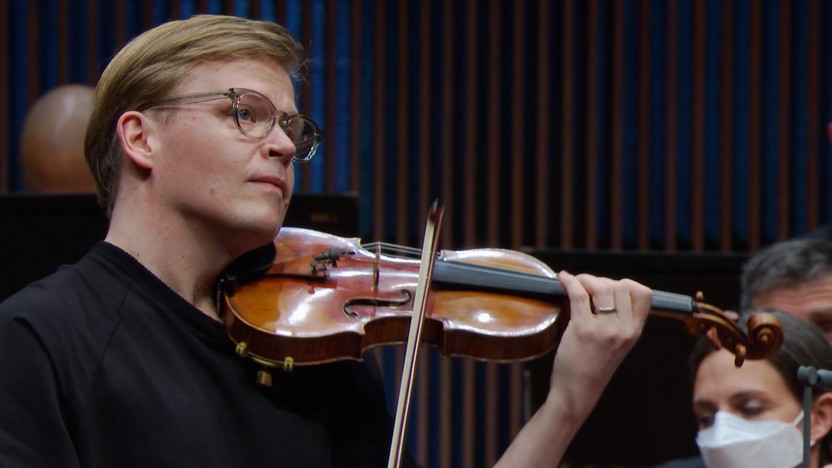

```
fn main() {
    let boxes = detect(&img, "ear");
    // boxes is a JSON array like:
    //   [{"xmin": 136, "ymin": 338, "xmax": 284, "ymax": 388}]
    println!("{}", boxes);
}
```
[
  {"xmin": 116, "ymin": 110, "xmax": 157, "ymax": 171},
  {"xmin": 810, "ymin": 393, "xmax": 832, "ymax": 444}
]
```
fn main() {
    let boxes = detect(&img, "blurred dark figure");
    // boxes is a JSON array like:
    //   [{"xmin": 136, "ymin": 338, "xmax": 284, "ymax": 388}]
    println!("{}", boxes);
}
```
[{"xmin": 20, "ymin": 84, "xmax": 96, "ymax": 193}]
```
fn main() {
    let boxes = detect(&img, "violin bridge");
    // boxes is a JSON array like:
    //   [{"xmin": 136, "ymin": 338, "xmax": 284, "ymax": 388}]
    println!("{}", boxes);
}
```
[{"xmin": 372, "ymin": 244, "xmax": 380, "ymax": 289}]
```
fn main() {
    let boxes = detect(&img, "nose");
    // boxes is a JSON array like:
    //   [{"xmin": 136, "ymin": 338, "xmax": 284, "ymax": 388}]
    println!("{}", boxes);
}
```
[{"xmin": 263, "ymin": 126, "xmax": 296, "ymax": 164}]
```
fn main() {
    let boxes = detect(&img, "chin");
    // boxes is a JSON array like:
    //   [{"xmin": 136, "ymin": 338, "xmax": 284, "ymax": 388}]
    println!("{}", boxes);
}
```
[{"xmin": 228, "ymin": 211, "xmax": 282, "ymax": 247}]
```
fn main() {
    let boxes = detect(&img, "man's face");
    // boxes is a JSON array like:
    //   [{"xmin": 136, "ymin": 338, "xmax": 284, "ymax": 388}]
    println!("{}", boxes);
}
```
[
  {"xmin": 149, "ymin": 59, "xmax": 299, "ymax": 249},
  {"xmin": 751, "ymin": 275, "xmax": 832, "ymax": 341}
]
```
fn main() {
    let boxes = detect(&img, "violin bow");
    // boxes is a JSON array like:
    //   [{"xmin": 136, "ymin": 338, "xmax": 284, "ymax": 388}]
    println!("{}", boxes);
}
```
[{"xmin": 387, "ymin": 201, "xmax": 444, "ymax": 468}]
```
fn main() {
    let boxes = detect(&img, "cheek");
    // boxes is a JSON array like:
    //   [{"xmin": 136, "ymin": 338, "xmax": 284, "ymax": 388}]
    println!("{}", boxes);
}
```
[{"xmin": 287, "ymin": 164, "xmax": 296, "ymax": 189}]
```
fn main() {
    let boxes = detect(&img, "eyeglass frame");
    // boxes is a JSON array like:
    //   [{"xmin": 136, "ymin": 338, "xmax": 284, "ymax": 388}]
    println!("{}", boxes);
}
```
[{"xmin": 143, "ymin": 87, "xmax": 323, "ymax": 163}]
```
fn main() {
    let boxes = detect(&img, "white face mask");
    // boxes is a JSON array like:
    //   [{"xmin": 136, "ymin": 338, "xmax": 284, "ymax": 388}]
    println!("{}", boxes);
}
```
[{"xmin": 696, "ymin": 410, "xmax": 805, "ymax": 468}]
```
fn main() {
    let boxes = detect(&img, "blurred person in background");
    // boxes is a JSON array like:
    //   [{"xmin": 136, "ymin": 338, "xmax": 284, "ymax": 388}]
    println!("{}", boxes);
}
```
[{"xmin": 20, "ymin": 84, "xmax": 96, "ymax": 193}]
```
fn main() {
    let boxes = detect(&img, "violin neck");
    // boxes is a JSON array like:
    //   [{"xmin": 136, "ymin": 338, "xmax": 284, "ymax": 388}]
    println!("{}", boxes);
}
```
[{"xmin": 433, "ymin": 260, "xmax": 697, "ymax": 314}]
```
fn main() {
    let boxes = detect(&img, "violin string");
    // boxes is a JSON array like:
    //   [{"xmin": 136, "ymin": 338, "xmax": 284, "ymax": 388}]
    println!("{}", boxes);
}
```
[{"xmin": 362, "ymin": 242, "xmax": 423, "ymax": 259}]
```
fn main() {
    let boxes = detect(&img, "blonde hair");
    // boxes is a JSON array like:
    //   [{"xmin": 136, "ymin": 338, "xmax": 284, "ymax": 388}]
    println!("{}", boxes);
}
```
[{"xmin": 85, "ymin": 15, "xmax": 305, "ymax": 216}]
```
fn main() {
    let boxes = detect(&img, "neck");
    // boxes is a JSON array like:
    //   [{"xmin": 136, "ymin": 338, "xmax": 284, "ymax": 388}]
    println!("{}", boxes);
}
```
[{"xmin": 106, "ymin": 204, "xmax": 242, "ymax": 322}]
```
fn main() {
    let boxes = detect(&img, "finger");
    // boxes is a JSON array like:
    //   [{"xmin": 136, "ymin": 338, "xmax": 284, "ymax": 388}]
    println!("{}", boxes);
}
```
[
  {"xmin": 557, "ymin": 271, "xmax": 592, "ymax": 320},
  {"xmin": 574, "ymin": 273, "xmax": 618, "ymax": 317},
  {"xmin": 619, "ymin": 278, "xmax": 652, "ymax": 330},
  {"xmin": 611, "ymin": 278, "xmax": 634, "ymax": 324}
]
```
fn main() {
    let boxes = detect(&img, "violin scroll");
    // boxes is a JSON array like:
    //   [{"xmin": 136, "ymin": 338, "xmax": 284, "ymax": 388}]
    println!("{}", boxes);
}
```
[
  {"xmin": 743, "ymin": 312, "xmax": 785, "ymax": 360},
  {"xmin": 689, "ymin": 292, "xmax": 783, "ymax": 367}
]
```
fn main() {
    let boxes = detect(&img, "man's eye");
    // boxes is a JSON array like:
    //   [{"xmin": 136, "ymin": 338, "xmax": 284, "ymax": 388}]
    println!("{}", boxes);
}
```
[{"xmin": 237, "ymin": 107, "xmax": 256, "ymax": 122}]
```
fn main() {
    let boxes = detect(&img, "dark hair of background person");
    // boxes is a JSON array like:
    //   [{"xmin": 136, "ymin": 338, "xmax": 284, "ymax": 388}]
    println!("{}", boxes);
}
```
[{"xmin": 739, "ymin": 238, "xmax": 832, "ymax": 311}]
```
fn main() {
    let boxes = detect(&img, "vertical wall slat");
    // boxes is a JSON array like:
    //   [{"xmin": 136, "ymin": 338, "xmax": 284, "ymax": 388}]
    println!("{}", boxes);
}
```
[
  {"xmin": 57, "ymin": 0, "xmax": 69, "ymax": 84},
  {"xmin": 637, "ymin": 0, "xmax": 651, "ymax": 249},
  {"xmin": 349, "ymin": 1, "xmax": 362, "ymax": 197},
  {"xmin": 692, "ymin": 0, "xmax": 705, "ymax": 251},
  {"xmin": 298, "ymin": 2, "xmax": 314, "ymax": 192},
  {"xmin": 0, "ymin": 1, "xmax": 7, "ymax": 191},
  {"xmin": 275, "ymin": 1, "xmax": 286, "ymax": 28},
  {"xmin": 27, "ymin": 1, "xmax": 39, "ymax": 105},
  {"xmin": 610, "ymin": 1, "xmax": 625, "ymax": 249},
  {"xmin": 560, "ymin": 0, "xmax": 575, "ymax": 248},
  {"xmin": 395, "ymin": 0, "xmax": 409, "ymax": 244},
  {"xmin": 438, "ymin": 3, "xmax": 454, "ymax": 244},
  {"xmin": 806, "ymin": 0, "xmax": 821, "ymax": 230},
  {"xmin": 371, "ymin": 1, "xmax": 386, "ymax": 241},
  {"xmin": 485, "ymin": 361, "xmax": 498, "ymax": 466},
  {"xmin": 415, "ymin": 355, "xmax": 428, "ymax": 465},
  {"xmin": 510, "ymin": 2, "xmax": 526, "ymax": 250},
  {"xmin": 748, "ymin": 1, "xmax": 763, "ymax": 250},
  {"xmin": 509, "ymin": 362, "xmax": 523, "ymax": 446},
  {"xmin": 463, "ymin": 0, "xmax": 479, "ymax": 248},
  {"xmin": 664, "ymin": 0, "xmax": 679, "ymax": 250},
  {"xmin": 776, "ymin": 0, "xmax": 792, "ymax": 240},
  {"xmin": 718, "ymin": 0, "xmax": 735, "ymax": 251},
  {"xmin": 114, "ymin": 1, "xmax": 126, "ymax": 55},
  {"xmin": 585, "ymin": 0, "xmax": 600, "ymax": 249},
  {"xmin": 142, "ymin": 2, "xmax": 153, "ymax": 41},
  {"xmin": 534, "ymin": 0, "xmax": 552, "ymax": 248},
  {"xmin": 87, "ymin": 0, "xmax": 98, "ymax": 86},
  {"xmin": 440, "ymin": 360, "xmax": 452, "ymax": 468},
  {"xmin": 485, "ymin": 0, "xmax": 500, "ymax": 246},
  {"xmin": 416, "ymin": 2, "xmax": 431, "ymax": 234},
  {"xmin": 171, "ymin": 0, "xmax": 182, "ymax": 18},
  {"xmin": 461, "ymin": 360, "xmax": 474, "ymax": 468},
  {"xmin": 324, "ymin": 0, "xmax": 337, "ymax": 192}
]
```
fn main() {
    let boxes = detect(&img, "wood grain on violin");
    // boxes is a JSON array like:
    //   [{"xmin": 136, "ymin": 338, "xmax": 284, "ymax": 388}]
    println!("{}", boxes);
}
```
[{"xmin": 220, "ymin": 228, "xmax": 783, "ymax": 370}]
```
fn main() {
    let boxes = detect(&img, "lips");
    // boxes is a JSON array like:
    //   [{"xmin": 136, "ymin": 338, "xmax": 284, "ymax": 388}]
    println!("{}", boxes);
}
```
[{"xmin": 251, "ymin": 175, "xmax": 288, "ymax": 199}]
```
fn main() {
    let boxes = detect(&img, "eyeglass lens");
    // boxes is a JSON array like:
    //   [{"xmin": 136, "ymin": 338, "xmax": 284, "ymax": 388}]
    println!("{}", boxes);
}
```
[
  {"xmin": 235, "ymin": 92, "xmax": 319, "ymax": 161},
  {"xmin": 235, "ymin": 93, "xmax": 275, "ymax": 139}
]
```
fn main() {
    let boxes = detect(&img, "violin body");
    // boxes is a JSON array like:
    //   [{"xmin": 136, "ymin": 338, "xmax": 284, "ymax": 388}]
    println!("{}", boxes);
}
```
[{"xmin": 221, "ymin": 227, "xmax": 562, "ymax": 368}]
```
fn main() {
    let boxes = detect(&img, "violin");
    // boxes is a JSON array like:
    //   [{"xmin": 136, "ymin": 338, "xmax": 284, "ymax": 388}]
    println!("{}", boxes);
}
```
[{"xmin": 219, "ymin": 226, "xmax": 783, "ymax": 378}]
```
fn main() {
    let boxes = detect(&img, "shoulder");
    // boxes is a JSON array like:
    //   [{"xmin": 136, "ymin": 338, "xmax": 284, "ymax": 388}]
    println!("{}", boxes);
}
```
[
  {"xmin": 0, "ymin": 243, "xmax": 135, "ymax": 359},
  {"xmin": 1, "ymin": 244, "xmax": 125, "ymax": 325}
]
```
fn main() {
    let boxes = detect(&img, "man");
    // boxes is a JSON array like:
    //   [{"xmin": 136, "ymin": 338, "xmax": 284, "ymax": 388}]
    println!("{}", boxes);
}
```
[
  {"xmin": 740, "ymin": 237, "xmax": 832, "ymax": 341},
  {"xmin": 20, "ymin": 84, "xmax": 96, "ymax": 192},
  {"xmin": 0, "ymin": 15, "xmax": 652, "ymax": 467}
]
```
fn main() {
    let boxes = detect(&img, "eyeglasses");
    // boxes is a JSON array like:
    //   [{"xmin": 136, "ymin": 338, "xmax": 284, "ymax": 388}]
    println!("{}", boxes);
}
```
[{"xmin": 144, "ymin": 88, "xmax": 323, "ymax": 163}]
